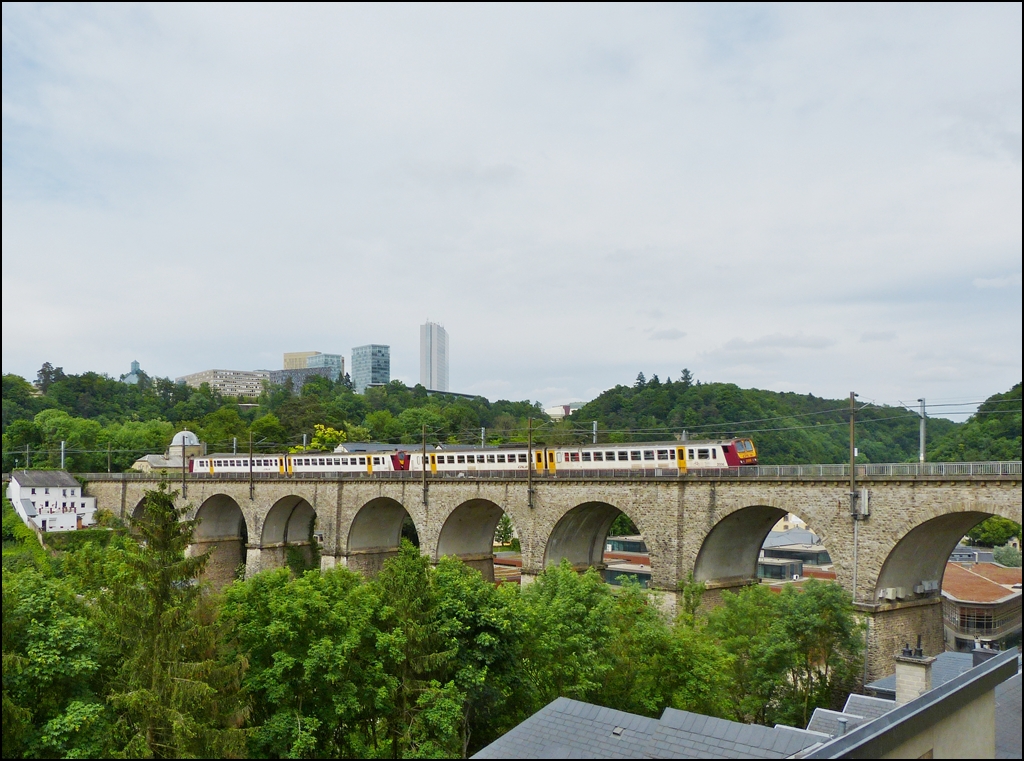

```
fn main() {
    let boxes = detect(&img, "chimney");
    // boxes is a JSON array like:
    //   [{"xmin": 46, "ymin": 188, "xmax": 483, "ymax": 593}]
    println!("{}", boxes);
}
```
[
  {"xmin": 894, "ymin": 636, "xmax": 935, "ymax": 705},
  {"xmin": 972, "ymin": 643, "xmax": 999, "ymax": 668}
]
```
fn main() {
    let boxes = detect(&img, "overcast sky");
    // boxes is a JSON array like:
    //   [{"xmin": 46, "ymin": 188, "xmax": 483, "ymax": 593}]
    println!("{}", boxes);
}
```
[{"xmin": 3, "ymin": 4, "xmax": 1021, "ymax": 417}]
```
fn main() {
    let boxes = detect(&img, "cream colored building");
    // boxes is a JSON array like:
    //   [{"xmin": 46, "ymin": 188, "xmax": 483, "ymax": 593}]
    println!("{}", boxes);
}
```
[
  {"xmin": 176, "ymin": 369, "xmax": 270, "ymax": 397},
  {"xmin": 284, "ymin": 351, "xmax": 320, "ymax": 370},
  {"xmin": 133, "ymin": 430, "xmax": 206, "ymax": 473}
]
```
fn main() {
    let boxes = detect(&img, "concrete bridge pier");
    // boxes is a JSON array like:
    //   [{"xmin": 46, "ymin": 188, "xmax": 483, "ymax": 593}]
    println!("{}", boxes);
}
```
[{"xmin": 861, "ymin": 600, "xmax": 945, "ymax": 682}]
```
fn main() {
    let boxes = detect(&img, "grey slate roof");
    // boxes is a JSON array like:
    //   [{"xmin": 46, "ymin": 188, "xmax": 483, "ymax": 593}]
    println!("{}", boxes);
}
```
[
  {"xmin": 995, "ymin": 672, "xmax": 1021, "ymax": 760},
  {"xmin": 11, "ymin": 470, "xmax": 81, "ymax": 488},
  {"xmin": 472, "ymin": 698, "xmax": 822, "ymax": 759},
  {"xmin": 19, "ymin": 498, "xmax": 38, "ymax": 517},
  {"xmin": 842, "ymin": 694, "xmax": 896, "ymax": 721},
  {"xmin": 864, "ymin": 651, "xmax": 974, "ymax": 700},
  {"xmin": 805, "ymin": 708, "xmax": 867, "ymax": 737},
  {"xmin": 762, "ymin": 529, "xmax": 821, "ymax": 549}
]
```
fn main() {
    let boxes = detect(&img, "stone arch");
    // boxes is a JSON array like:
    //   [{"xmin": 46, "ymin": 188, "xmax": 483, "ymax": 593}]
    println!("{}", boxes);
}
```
[
  {"xmin": 258, "ymin": 496, "xmax": 317, "ymax": 572},
  {"xmin": 874, "ymin": 511, "xmax": 1004, "ymax": 601},
  {"xmin": 543, "ymin": 501, "xmax": 652, "ymax": 586},
  {"xmin": 346, "ymin": 497, "xmax": 419, "ymax": 577},
  {"xmin": 193, "ymin": 494, "xmax": 249, "ymax": 589},
  {"xmin": 435, "ymin": 498, "xmax": 520, "ymax": 583},
  {"xmin": 692, "ymin": 504, "xmax": 843, "ymax": 589}
]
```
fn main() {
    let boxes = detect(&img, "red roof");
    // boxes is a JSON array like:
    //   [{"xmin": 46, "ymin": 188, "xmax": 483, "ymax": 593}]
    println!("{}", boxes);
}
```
[{"xmin": 943, "ymin": 563, "xmax": 1021, "ymax": 604}]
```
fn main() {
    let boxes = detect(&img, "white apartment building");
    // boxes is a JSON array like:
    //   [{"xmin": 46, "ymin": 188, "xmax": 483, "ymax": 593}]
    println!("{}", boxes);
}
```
[
  {"xmin": 7, "ymin": 471, "xmax": 97, "ymax": 533},
  {"xmin": 420, "ymin": 321, "xmax": 449, "ymax": 392},
  {"xmin": 176, "ymin": 368, "xmax": 270, "ymax": 397}
]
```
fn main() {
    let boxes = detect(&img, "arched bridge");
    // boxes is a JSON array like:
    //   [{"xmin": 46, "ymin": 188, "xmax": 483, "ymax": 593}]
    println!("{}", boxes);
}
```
[{"xmin": 82, "ymin": 462, "xmax": 1021, "ymax": 680}]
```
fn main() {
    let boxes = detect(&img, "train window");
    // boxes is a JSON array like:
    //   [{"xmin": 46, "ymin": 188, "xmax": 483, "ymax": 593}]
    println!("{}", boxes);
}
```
[
  {"xmin": 631, "ymin": 451, "xmax": 641, "ymax": 461},
  {"xmin": 592, "ymin": 452, "xmax": 603, "ymax": 461},
  {"xmin": 457, "ymin": 455, "xmax": 466, "ymax": 463},
  {"xmin": 570, "ymin": 452, "xmax": 580, "ymax": 462},
  {"xmin": 317, "ymin": 458, "xmax": 323, "ymax": 465},
  {"xmin": 617, "ymin": 451, "xmax": 628, "ymax": 461},
  {"xmin": 447, "ymin": 456, "xmax": 455, "ymax": 464},
  {"xmin": 697, "ymin": 449, "xmax": 710, "ymax": 460},
  {"xmin": 582, "ymin": 452, "xmax": 591, "ymax": 462},
  {"xmin": 657, "ymin": 450, "xmax": 668, "ymax": 460},
  {"xmin": 519, "ymin": 453, "xmax": 527, "ymax": 462},
  {"xmin": 644, "ymin": 451, "xmax": 655, "ymax": 460},
  {"xmin": 359, "ymin": 457, "xmax": 366, "ymax": 465},
  {"xmin": 487, "ymin": 455, "xmax": 496, "ymax": 463},
  {"xmin": 669, "ymin": 450, "xmax": 676, "ymax": 459},
  {"xmin": 712, "ymin": 449, "xmax": 717, "ymax": 459},
  {"xmin": 688, "ymin": 449, "xmax": 695, "ymax": 459},
  {"xmin": 497, "ymin": 454, "xmax": 506, "ymax": 463}
]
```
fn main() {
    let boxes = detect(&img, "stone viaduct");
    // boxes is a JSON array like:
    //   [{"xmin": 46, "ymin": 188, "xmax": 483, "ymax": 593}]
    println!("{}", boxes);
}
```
[{"xmin": 81, "ymin": 464, "xmax": 1021, "ymax": 680}]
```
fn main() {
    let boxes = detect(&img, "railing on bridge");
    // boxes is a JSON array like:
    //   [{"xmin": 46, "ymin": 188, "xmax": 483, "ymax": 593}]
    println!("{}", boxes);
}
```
[{"xmin": 70, "ymin": 461, "xmax": 1022, "ymax": 482}]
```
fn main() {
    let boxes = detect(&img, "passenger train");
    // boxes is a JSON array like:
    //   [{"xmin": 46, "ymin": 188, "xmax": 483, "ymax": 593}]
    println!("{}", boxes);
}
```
[{"xmin": 189, "ymin": 438, "xmax": 757, "ymax": 475}]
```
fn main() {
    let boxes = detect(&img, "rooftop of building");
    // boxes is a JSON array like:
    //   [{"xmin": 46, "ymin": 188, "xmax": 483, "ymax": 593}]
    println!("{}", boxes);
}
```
[
  {"xmin": 761, "ymin": 528, "xmax": 822, "ymax": 549},
  {"xmin": 10, "ymin": 470, "xmax": 82, "ymax": 488},
  {"xmin": 942, "ymin": 562, "xmax": 1022, "ymax": 604}
]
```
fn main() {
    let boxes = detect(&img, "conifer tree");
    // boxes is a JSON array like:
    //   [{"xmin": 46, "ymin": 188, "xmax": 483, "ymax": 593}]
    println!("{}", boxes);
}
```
[{"xmin": 101, "ymin": 484, "xmax": 244, "ymax": 758}]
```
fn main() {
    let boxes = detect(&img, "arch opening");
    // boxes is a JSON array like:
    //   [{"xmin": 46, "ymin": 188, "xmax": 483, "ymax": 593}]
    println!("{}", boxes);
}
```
[
  {"xmin": 544, "ymin": 502, "xmax": 651, "ymax": 588},
  {"xmin": 193, "ymin": 494, "xmax": 249, "ymax": 590},
  {"xmin": 346, "ymin": 497, "xmax": 419, "ymax": 577},
  {"xmin": 694, "ymin": 506, "xmax": 837, "ymax": 598},
  {"xmin": 259, "ymin": 496, "xmax": 317, "ymax": 573},
  {"xmin": 436, "ymin": 499, "xmax": 520, "ymax": 584}
]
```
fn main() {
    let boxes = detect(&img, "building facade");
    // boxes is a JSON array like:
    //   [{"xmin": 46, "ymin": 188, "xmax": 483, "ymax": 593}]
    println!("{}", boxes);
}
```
[
  {"xmin": 269, "ymin": 366, "xmax": 337, "ymax": 393},
  {"xmin": 419, "ymin": 321, "xmax": 449, "ymax": 392},
  {"xmin": 307, "ymin": 352, "xmax": 344, "ymax": 379},
  {"xmin": 351, "ymin": 344, "xmax": 390, "ymax": 394},
  {"xmin": 176, "ymin": 369, "xmax": 270, "ymax": 397},
  {"xmin": 133, "ymin": 430, "xmax": 206, "ymax": 473},
  {"xmin": 7, "ymin": 471, "xmax": 97, "ymax": 532},
  {"xmin": 283, "ymin": 351, "xmax": 320, "ymax": 370}
]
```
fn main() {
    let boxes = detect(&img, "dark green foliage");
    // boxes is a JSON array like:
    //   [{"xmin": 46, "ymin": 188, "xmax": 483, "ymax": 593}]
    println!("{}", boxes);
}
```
[
  {"xmin": 97, "ymin": 485, "xmax": 245, "ymax": 758},
  {"xmin": 966, "ymin": 516, "xmax": 1022, "ymax": 547},
  {"xmin": 992, "ymin": 545, "xmax": 1022, "ymax": 567},
  {"xmin": 608, "ymin": 512, "xmax": 639, "ymax": 536},
  {"xmin": 573, "ymin": 376, "xmax": 967, "ymax": 464},
  {"xmin": 930, "ymin": 384, "xmax": 1022, "ymax": 462}
]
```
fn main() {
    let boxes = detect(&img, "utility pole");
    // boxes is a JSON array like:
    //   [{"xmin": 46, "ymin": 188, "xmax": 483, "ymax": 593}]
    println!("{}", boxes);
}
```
[
  {"xmin": 233, "ymin": 436, "xmax": 238, "ymax": 454},
  {"xmin": 25, "ymin": 444, "xmax": 30, "ymax": 469},
  {"xmin": 850, "ymin": 391, "xmax": 858, "ymax": 603},
  {"xmin": 917, "ymin": 398, "xmax": 926, "ymax": 463},
  {"xmin": 249, "ymin": 431, "xmax": 255, "ymax": 501},
  {"xmin": 592, "ymin": 421, "xmax": 598, "ymax": 445},
  {"xmin": 422, "ymin": 424, "xmax": 428, "ymax": 506},
  {"xmin": 480, "ymin": 427, "xmax": 485, "ymax": 447},
  {"xmin": 60, "ymin": 440, "xmax": 66, "ymax": 469},
  {"xmin": 527, "ymin": 418, "xmax": 534, "ymax": 509},
  {"xmin": 107, "ymin": 443, "xmax": 112, "ymax": 473},
  {"xmin": 181, "ymin": 435, "xmax": 188, "ymax": 500}
]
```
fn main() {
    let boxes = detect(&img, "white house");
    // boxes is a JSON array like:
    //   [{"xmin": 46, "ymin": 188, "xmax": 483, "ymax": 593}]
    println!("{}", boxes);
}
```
[{"xmin": 6, "ymin": 470, "xmax": 97, "ymax": 533}]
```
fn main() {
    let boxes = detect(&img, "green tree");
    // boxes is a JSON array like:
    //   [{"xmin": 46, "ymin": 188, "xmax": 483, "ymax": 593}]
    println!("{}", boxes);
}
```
[
  {"xmin": 433, "ymin": 557, "xmax": 527, "ymax": 756},
  {"xmin": 520, "ymin": 561, "xmax": 614, "ymax": 703},
  {"xmin": 99, "ymin": 484, "xmax": 244, "ymax": 758},
  {"xmin": 992, "ymin": 544, "xmax": 1022, "ymax": 567},
  {"xmin": 249, "ymin": 413, "xmax": 288, "ymax": 449},
  {"xmin": 373, "ymin": 541, "xmax": 462, "ymax": 758},
  {"xmin": 221, "ymin": 567, "xmax": 383, "ymax": 758},
  {"xmin": 967, "ymin": 516, "xmax": 1022, "ymax": 547},
  {"xmin": 494, "ymin": 514, "xmax": 514, "ymax": 547}
]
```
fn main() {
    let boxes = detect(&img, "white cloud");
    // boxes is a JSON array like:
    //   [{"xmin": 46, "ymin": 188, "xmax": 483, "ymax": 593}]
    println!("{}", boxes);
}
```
[{"xmin": 1, "ymin": 4, "xmax": 1020, "ymax": 407}]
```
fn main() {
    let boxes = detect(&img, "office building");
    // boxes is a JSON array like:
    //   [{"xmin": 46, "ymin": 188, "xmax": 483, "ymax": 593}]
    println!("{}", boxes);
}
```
[
  {"xmin": 283, "ymin": 351, "xmax": 320, "ymax": 370},
  {"xmin": 419, "ymin": 321, "xmax": 449, "ymax": 392},
  {"xmin": 176, "ymin": 369, "xmax": 270, "ymax": 397},
  {"xmin": 351, "ymin": 345, "xmax": 390, "ymax": 393}
]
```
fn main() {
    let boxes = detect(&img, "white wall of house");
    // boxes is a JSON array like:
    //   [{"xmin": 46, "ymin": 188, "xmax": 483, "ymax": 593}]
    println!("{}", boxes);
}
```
[{"xmin": 6, "ymin": 476, "xmax": 97, "ymax": 532}]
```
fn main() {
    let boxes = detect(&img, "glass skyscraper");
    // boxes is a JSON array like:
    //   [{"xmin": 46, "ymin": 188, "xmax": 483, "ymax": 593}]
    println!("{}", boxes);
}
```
[
  {"xmin": 351, "ymin": 344, "xmax": 390, "ymax": 394},
  {"xmin": 419, "ymin": 321, "xmax": 449, "ymax": 392}
]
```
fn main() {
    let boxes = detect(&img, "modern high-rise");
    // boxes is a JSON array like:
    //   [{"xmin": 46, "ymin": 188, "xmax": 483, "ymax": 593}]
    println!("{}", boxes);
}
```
[
  {"xmin": 419, "ymin": 321, "xmax": 449, "ymax": 392},
  {"xmin": 283, "ymin": 351, "xmax": 320, "ymax": 370},
  {"xmin": 281, "ymin": 351, "xmax": 344, "ymax": 381},
  {"xmin": 351, "ymin": 345, "xmax": 390, "ymax": 394}
]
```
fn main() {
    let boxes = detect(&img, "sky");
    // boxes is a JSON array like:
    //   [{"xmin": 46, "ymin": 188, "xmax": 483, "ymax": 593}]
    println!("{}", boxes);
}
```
[{"xmin": 2, "ymin": 4, "xmax": 1021, "ymax": 419}]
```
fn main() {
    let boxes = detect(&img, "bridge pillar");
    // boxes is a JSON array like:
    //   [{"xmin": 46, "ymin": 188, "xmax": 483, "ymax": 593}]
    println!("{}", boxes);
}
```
[
  {"xmin": 860, "ymin": 599, "xmax": 945, "ymax": 682},
  {"xmin": 244, "ymin": 546, "xmax": 263, "ymax": 578},
  {"xmin": 698, "ymin": 578, "xmax": 760, "ymax": 610},
  {"xmin": 320, "ymin": 554, "xmax": 342, "ymax": 571},
  {"xmin": 451, "ymin": 552, "xmax": 495, "ymax": 583},
  {"xmin": 344, "ymin": 547, "xmax": 401, "ymax": 577},
  {"xmin": 190, "ymin": 535, "xmax": 246, "ymax": 591}
]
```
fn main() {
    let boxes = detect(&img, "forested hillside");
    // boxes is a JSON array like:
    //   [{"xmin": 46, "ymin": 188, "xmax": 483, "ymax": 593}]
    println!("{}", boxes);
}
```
[
  {"xmin": 569, "ymin": 371, "xmax": 965, "ymax": 465},
  {"xmin": 2, "ymin": 363, "xmax": 1020, "ymax": 471}
]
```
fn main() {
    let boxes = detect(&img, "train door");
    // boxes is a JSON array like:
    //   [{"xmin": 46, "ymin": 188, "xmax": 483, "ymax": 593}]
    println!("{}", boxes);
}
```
[
  {"xmin": 430, "ymin": 454, "xmax": 438, "ymax": 474},
  {"xmin": 676, "ymin": 447, "xmax": 687, "ymax": 473},
  {"xmin": 547, "ymin": 449, "xmax": 556, "ymax": 473}
]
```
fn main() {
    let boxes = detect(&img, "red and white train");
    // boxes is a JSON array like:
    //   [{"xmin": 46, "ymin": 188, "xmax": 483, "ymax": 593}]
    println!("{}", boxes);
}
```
[{"xmin": 189, "ymin": 438, "xmax": 757, "ymax": 475}]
